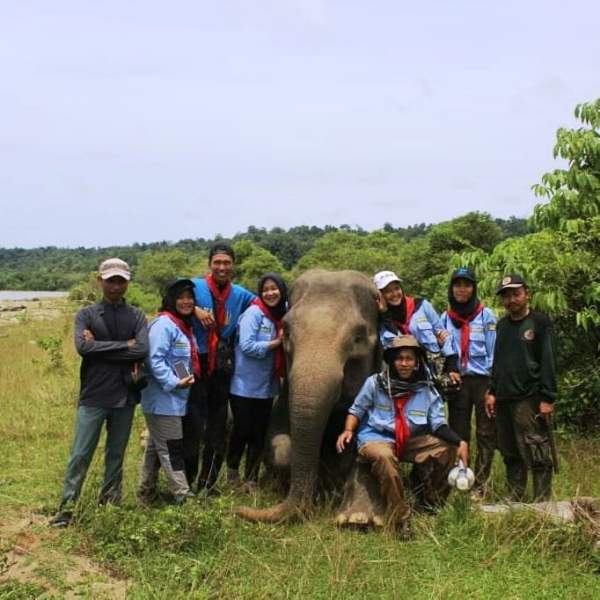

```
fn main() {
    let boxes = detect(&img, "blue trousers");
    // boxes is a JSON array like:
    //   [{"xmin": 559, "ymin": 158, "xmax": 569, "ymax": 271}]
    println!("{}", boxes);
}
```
[{"xmin": 60, "ymin": 404, "xmax": 135, "ymax": 508}]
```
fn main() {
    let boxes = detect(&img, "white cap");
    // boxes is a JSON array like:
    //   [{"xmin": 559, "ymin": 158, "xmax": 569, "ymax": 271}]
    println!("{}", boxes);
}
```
[
  {"xmin": 373, "ymin": 270, "xmax": 402, "ymax": 290},
  {"xmin": 99, "ymin": 258, "xmax": 131, "ymax": 281}
]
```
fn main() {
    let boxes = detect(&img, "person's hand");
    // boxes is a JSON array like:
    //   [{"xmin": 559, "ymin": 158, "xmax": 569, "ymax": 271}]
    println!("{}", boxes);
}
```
[
  {"xmin": 83, "ymin": 329, "xmax": 95, "ymax": 341},
  {"xmin": 376, "ymin": 291, "xmax": 388, "ymax": 314},
  {"xmin": 539, "ymin": 401, "xmax": 554, "ymax": 415},
  {"xmin": 436, "ymin": 329, "xmax": 450, "ymax": 345},
  {"xmin": 127, "ymin": 338, "xmax": 136, "ymax": 347},
  {"xmin": 177, "ymin": 375, "xmax": 195, "ymax": 389},
  {"xmin": 485, "ymin": 393, "xmax": 496, "ymax": 418},
  {"xmin": 449, "ymin": 371, "xmax": 462, "ymax": 385},
  {"xmin": 456, "ymin": 440, "xmax": 469, "ymax": 466},
  {"xmin": 336, "ymin": 430, "xmax": 354, "ymax": 453},
  {"xmin": 194, "ymin": 306, "xmax": 215, "ymax": 328}
]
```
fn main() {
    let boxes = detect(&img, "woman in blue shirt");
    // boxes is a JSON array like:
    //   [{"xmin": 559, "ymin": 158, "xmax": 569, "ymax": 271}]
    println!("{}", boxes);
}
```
[
  {"xmin": 373, "ymin": 270, "xmax": 460, "ymax": 387},
  {"xmin": 440, "ymin": 267, "xmax": 497, "ymax": 497},
  {"xmin": 138, "ymin": 279, "xmax": 200, "ymax": 505},
  {"xmin": 336, "ymin": 335, "xmax": 468, "ymax": 537},
  {"xmin": 226, "ymin": 273, "xmax": 288, "ymax": 493}
]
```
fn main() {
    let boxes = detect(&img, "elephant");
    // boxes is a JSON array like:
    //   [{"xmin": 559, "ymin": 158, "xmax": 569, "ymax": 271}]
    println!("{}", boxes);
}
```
[{"xmin": 236, "ymin": 269, "xmax": 383, "ymax": 523}]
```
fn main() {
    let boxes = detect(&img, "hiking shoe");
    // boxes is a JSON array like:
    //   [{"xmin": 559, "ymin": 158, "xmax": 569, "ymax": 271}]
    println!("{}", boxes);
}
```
[{"xmin": 50, "ymin": 511, "xmax": 73, "ymax": 528}]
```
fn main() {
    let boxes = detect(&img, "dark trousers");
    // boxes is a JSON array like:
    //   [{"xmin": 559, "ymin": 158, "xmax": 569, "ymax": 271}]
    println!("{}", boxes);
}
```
[
  {"xmin": 182, "ymin": 358, "xmax": 231, "ymax": 491},
  {"xmin": 226, "ymin": 394, "xmax": 273, "ymax": 482},
  {"xmin": 447, "ymin": 375, "xmax": 496, "ymax": 489},
  {"xmin": 496, "ymin": 397, "xmax": 553, "ymax": 501}
]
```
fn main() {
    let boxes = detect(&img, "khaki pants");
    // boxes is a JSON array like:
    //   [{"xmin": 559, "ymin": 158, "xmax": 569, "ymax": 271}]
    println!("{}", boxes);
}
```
[{"xmin": 358, "ymin": 435, "xmax": 456, "ymax": 525}]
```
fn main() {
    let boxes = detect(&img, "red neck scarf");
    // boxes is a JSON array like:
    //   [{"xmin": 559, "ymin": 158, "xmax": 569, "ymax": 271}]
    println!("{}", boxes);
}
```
[
  {"xmin": 394, "ymin": 392, "xmax": 414, "ymax": 458},
  {"xmin": 205, "ymin": 274, "xmax": 232, "ymax": 375},
  {"xmin": 446, "ymin": 303, "xmax": 484, "ymax": 369},
  {"xmin": 252, "ymin": 298, "xmax": 285, "ymax": 379},
  {"xmin": 393, "ymin": 296, "xmax": 416, "ymax": 335},
  {"xmin": 159, "ymin": 311, "xmax": 201, "ymax": 377}
]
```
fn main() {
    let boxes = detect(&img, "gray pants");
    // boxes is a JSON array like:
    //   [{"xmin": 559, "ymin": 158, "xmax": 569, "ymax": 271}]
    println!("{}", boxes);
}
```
[
  {"xmin": 60, "ymin": 404, "xmax": 135, "ymax": 508},
  {"xmin": 139, "ymin": 413, "xmax": 190, "ymax": 501}
]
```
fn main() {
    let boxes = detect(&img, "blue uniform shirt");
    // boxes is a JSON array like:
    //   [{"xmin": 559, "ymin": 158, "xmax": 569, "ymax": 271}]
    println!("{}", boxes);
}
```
[
  {"xmin": 191, "ymin": 278, "xmax": 255, "ymax": 353},
  {"xmin": 379, "ymin": 299, "xmax": 455, "ymax": 356},
  {"xmin": 230, "ymin": 304, "xmax": 280, "ymax": 399},
  {"xmin": 141, "ymin": 316, "xmax": 193, "ymax": 417},
  {"xmin": 440, "ymin": 307, "xmax": 497, "ymax": 376},
  {"xmin": 348, "ymin": 374, "xmax": 447, "ymax": 448}
]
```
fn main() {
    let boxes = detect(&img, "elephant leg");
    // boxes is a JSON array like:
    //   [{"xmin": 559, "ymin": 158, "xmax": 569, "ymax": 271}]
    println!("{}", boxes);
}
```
[
  {"xmin": 263, "ymin": 393, "xmax": 291, "ymax": 492},
  {"xmin": 335, "ymin": 459, "xmax": 385, "ymax": 529}
]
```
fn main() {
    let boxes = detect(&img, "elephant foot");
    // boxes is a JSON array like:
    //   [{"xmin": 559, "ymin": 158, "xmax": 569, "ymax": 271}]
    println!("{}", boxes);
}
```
[
  {"xmin": 335, "ymin": 508, "xmax": 385, "ymax": 529},
  {"xmin": 235, "ymin": 500, "xmax": 304, "ymax": 524},
  {"xmin": 335, "ymin": 460, "xmax": 385, "ymax": 530}
]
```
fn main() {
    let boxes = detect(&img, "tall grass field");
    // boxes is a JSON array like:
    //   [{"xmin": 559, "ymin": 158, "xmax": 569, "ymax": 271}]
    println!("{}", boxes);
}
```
[{"xmin": 1, "ymin": 301, "xmax": 600, "ymax": 598}]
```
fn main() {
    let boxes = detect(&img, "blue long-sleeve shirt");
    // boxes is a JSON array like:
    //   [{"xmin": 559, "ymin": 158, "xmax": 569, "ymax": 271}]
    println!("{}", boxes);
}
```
[
  {"xmin": 440, "ymin": 307, "xmax": 497, "ymax": 376},
  {"xmin": 191, "ymin": 278, "xmax": 255, "ymax": 353},
  {"xmin": 141, "ymin": 316, "xmax": 193, "ymax": 416},
  {"xmin": 379, "ymin": 299, "xmax": 455, "ymax": 356},
  {"xmin": 348, "ymin": 374, "xmax": 447, "ymax": 448},
  {"xmin": 230, "ymin": 305, "xmax": 280, "ymax": 399}
]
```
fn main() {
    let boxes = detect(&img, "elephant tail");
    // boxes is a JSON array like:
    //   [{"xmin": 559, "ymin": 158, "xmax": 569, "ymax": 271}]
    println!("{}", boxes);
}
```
[{"xmin": 235, "ymin": 500, "xmax": 304, "ymax": 523}]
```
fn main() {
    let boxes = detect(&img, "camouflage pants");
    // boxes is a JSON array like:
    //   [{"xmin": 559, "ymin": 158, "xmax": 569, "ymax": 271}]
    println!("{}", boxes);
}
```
[{"xmin": 496, "ymin": 397, "xmax": 553, "ymax": 501}]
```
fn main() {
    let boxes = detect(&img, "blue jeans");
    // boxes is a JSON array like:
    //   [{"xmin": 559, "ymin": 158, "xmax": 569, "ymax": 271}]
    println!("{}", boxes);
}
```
[{"xmin": 60, "ymin": 404, "xmax": 135, "ymax": 508}]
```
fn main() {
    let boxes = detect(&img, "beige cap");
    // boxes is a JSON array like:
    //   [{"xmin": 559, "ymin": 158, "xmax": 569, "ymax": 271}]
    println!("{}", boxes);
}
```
[{"xmin": 99, "ymin": 258, "xmax": 131, "ymax": 281}]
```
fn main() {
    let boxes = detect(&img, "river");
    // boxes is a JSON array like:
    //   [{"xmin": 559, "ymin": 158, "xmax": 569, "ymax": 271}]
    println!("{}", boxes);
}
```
[{"xmin": 0, "ymin": 291, "xmax": 68, "ymax": 301}]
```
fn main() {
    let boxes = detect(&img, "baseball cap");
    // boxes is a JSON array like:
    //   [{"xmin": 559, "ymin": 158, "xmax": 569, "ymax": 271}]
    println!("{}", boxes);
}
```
[
  {"xmin": 496, "ymin": 274, "xmax": 527, "ymax": 295},
  {"xmin": 99, "ymin": 258, "xmax": 131, "ymax": 281},
  {"xmin": 373, "ymin": 270, "xmax": 402, "ymax": 290},
  {"xmin": 451, "ymin": 267, "xmax": 476, "ymax": 283}
]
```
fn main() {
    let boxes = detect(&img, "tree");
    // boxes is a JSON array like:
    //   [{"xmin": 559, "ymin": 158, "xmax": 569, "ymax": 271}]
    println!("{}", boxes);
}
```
[
  {"xmin": 232, "ymin": 240, "xmax": 286, "ymax": 292},
  {"xmin": 136, "ymin": 249, "xmax": 195, "ymax": 294}
]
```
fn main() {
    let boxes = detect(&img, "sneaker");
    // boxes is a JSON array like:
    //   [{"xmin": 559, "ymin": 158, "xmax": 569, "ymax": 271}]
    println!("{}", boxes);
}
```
[{"xmin": 49, "ymin": 511, "xmax": 73, "ymax": 528}]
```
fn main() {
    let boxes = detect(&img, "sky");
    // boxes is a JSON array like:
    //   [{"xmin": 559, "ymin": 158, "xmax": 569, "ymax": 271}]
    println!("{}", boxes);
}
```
[{"xmin": 1, "ymin": 0, "xmax": 599, "ymax": 248}]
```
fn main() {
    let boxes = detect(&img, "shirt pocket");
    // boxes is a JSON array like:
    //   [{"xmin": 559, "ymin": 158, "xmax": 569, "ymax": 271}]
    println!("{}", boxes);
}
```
[
  {"xmin": 407, "ymin": 409, "xmax": 428, "ymax": 426},
  {"xmin": 415, "ymin": 320, "xmax": 438, "ymax": 347},
  {"xmin": 469, "ymin": 329, "xmax": 487, "ymax": 357}
]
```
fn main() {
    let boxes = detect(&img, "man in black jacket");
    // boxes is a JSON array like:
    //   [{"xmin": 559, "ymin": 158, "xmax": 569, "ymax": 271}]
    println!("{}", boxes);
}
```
[
  {"xmin": 51, "ymin": 258, "xmax": 148, "ymax": 527},
  {"xmin": 485, "ymin": 274, "xmax": 557, "ymax": 501}
]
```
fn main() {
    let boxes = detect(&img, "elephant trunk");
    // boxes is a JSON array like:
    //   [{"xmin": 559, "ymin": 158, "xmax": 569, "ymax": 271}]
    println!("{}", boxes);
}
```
[{"xmin": 236, "ymin": 353, "xmax": 343, "ymax": 523}]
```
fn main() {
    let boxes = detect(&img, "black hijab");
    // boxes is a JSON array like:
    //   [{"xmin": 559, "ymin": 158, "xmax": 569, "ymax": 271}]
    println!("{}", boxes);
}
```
[
  {"xmin": 160, "ymin": 279, "xmax": 196, "ymax": 324},
  {"xmin": 257, "ymin": 272, "xmax": 288, "ymax": 321},
  {"xmin": 448, "ymin": 269, "xmax": 479, "ymax": 323}
]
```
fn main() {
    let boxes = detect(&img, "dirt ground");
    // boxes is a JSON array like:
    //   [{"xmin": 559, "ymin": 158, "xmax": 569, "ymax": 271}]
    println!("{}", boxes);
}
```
[
  {"xmin": 0, "ymin": 298, "xmax": 71, "ymax": 330},
  {"xmin": 0, "ymin": 511, "xmax": 129, "ymax": 598}
]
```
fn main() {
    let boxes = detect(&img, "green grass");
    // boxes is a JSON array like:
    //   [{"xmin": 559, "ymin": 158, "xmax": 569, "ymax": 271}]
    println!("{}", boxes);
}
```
[{"xmin": 2, "ymin": 309, "xmax": 600, "ymax": 598}]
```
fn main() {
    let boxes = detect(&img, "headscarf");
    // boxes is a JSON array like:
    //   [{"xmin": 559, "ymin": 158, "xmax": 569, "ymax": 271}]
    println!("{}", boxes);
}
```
[
  {"xmin": 252, "ymin": 273, "xmax": 288, "ymax": 379},
  {"xmin": 159, "ymin": 279, "xmax": 201, "ymax": 377},
  {"xmin": 447, "ymin": 269, "xmax": 484, "ymax": 370},
  {"xmin": 377, "ymin": 346, "xmax": 434, "ymax": 457}
]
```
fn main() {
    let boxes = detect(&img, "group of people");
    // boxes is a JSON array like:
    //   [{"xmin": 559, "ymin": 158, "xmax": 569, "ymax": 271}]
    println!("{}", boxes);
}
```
[
  {"xmin": 336, "ymin": 267, "xmax": 556, "ymax": 533},
  {"xmin": 50, "ymin": 246, "xmax": 557, "ymax": 534}
]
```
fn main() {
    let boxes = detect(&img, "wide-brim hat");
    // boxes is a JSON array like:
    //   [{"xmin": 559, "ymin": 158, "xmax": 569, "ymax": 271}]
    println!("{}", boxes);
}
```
[{"xmin": 383, "ymin": 335, "xmax": 424, "ymax": 362}]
